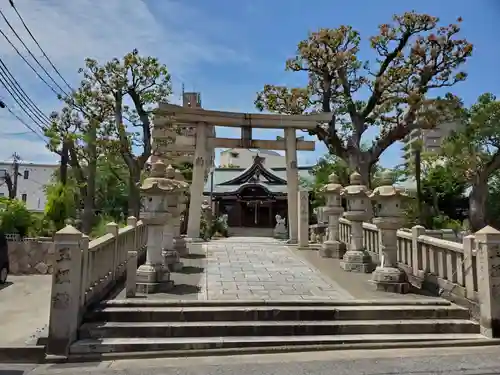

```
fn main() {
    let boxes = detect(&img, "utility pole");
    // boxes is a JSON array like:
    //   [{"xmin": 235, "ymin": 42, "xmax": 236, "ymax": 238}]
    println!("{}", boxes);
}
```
[{"xmin": 12, "ymin": 152, "xmax": 20, "ymax": 199}]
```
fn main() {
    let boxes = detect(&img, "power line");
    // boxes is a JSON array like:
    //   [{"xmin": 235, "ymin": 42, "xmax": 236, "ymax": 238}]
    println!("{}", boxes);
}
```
[
  {"xmin": 0, "ymin": 73, "xmax": 47, "ymax": 130},
  {"xmin": 0, "ymin": 28, "xmax": 62, "ymax": 98},
  {"xmin": 0, "ymin": 98, "xmax": 46, "ymax": 142},
  {"xmin": 8, "ymin": 1, "xmax": 74, "ymax": 93},
  {"xmin": 0, "ymin": 8, "xmax": 69, "ymax": 98},
  {"xmin": 0, "ymin": 58, "xmax": 51, "ymax": 125}
]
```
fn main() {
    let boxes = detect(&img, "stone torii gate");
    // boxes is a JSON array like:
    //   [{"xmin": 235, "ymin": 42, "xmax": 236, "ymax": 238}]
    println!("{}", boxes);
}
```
[{"xmin": 152, "ymin": 103, "xmax": 331, "ymax": 243}]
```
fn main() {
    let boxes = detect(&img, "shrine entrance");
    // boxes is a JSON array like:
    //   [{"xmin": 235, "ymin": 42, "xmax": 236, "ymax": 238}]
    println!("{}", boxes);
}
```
[
  {"xmin": 152, "ymin": 102, "xmax": 330, "ymax": 242},
  {"xmin": 238, "ymin": 186, "xmax": 275, "ymax": 228}
]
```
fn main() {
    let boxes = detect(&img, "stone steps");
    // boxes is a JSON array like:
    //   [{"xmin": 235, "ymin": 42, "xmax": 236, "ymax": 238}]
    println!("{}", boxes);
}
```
[
  {"xmin": 79, "ymin": 319, "xmax": 479, "ymax": 339},
  {"xmin": 85, "ymin": 300, "xmax": 471, "ymax": 322},
  {"xmin": 70, "ymin": 334, "xmax": 486, "ymax": 354},
  {"xmin": 71, "ymin": 299, "xmax": 484, "ymax": 356},
  {"xmin": 228, "ymin": 227, "xmax": 274, "ymax": 237}
]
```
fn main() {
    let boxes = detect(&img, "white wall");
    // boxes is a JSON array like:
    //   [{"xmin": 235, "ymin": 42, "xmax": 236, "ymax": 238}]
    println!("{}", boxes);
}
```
[
  {"xmin": 0, "ymin": 162, "xmax": 58, "ymax": 212},
  {"xmin": 220, "ymin": 149, "xmax": 285, "ymax": 169}
]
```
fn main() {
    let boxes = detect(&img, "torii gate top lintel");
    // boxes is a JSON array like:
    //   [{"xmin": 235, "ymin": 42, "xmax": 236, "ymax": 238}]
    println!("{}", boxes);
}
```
[{"xmin": 155, "ymin": 103, "xmax": 331, "ymax": 130}]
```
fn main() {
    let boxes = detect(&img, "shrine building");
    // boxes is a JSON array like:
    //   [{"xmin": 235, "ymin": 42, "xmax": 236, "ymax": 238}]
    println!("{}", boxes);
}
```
[{"xmin": 204, "ymin": 152, "xmax": 313, "ymax": 229}]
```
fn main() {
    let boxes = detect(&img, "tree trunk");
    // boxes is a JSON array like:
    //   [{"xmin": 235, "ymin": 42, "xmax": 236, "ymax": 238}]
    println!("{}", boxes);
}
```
[
  {"xmin": 60, "ymin": 141, "xmax": 69, "ymax": 185},
  {"xmin": 81, "ymin": 125, "xmax": 98, "ymax": 235},
  {"xmin": 469, "ymin": 181, "xmax": 488, "ymax": 232},
  {"xmin": 346, "ymin": 153, "xmax": 371, "ymax": 187},
  {"xmin": 415, "ymin": 149, "xmax": 424, "ymax": 225},
  {"xmin": 128, "ymin": 173, "xmax": 141, "ymax": 218}
]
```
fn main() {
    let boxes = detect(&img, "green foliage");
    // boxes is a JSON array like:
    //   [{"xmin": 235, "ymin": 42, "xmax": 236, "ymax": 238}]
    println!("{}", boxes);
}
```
[
  {"xmin": 0, "ymin": 198, "xmax": 32, "ymax": 237},
  {"xmin": 220, "ymin": 164, "xmax": 239, "ymax": 169},
  {"xmin": 440, "ymin": 93, "xmax": 500, "ymax": 230},
  {"xmin": 94, "ymin": 155, "xmax": 130, "ymax": 222},
  {"xmin": 255, "ymin": 12, "xmax": 472, "ymax": 182},
  {"xmin": 45, "ymin": 182, "xmax": 77, "ymax": 231}
]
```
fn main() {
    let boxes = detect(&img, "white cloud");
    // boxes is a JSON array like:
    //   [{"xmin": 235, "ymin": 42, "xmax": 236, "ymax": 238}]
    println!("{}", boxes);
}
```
[{"xmin": 0, "ymin": 0, "xmax": 248, "ymax": 162}]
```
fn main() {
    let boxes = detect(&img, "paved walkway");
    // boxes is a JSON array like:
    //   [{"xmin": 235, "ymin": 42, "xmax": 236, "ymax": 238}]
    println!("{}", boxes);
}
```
[
  {"xmin": 200, "ymin": 237, "xmax": 353, "ymax": 300},
  {"xmin": 0, "ymin": 275, "xmax": 51, "ymax": 345}
]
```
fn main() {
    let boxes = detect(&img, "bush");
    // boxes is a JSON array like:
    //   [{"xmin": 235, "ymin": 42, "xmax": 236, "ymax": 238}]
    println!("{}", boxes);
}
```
[{"xmin": 0, "ymin": 197, "xmax": 32, "ymax": 237}]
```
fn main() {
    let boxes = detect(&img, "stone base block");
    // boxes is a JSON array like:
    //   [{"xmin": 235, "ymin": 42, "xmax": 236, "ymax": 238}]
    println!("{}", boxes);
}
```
[
  {"xmin": 136, "ymin": 280, "xmax": 174, "ymax": 294},
  {"xmin": 369, "ymin": 280, "xmax": 410, "ymax": 294},
  {"xmin": 169, "ymin": 261, "xmax": 184, "ymax": 272},
  {"xmin": 174, "ymin": 237, "xmax": 188, "ymax": 256},
  {"xmin": 185, "ymin": 237, "xmax": 204, "ymax": 243},
  {"xmin": 340, "ymin": 250, "xmax": 373, "ymax": 273},
  {"xmin": 163, "ymin": 249, "xmax": 179, "ymax": 263},
  {"xmin": 136, "ymin": 263, "xmax": 173, "ymax": 294},
  {"xmin": 369, "ymin": 266, "xmax": 410, "ymax": 294},
  {"xmin": 187, "ymin": 242, "xmax": 204, "ymax": 253},
  {"xmin": 319, "ymin": 240, "xmax": 346, "ymax": 259},
  {"xmin": 273, "ymin": 231, "xmax": 288, "ymax": 240}
]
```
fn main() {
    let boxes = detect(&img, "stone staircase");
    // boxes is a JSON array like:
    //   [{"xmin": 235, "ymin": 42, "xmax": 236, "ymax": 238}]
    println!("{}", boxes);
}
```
[
  {"xmin": 70, "ymin": 299, "xmax": 485, "ymax": 356},
  {"xmin": 228, "ymin": 227, "xmax": 274, "ymax": 237}
]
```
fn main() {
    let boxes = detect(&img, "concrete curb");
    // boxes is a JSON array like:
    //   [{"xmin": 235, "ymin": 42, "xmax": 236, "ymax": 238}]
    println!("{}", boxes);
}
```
[
  {"xmin": 0, "ymin": 345, "xmax": 46, "ymax": 363},
  {"xmin": 61, "ymin": 339, "xmax": 500, "ymax": 363}
]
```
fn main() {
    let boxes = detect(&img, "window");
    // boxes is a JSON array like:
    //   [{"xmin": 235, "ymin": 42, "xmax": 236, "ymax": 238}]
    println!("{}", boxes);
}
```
[
  {"xmin": 23, "ymin": 170, "xmax": 29, "ymax": 179},
  {"xmin": 21, "ymin": 193, "xmax": 27, "ymax": 202}
]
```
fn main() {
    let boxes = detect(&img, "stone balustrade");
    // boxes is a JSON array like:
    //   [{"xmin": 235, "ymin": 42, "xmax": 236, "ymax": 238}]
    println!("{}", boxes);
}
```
[
  {"xmin": 305, "ymin": 170, "xmax": 500, "ymax": 338},
  {"xmin": 335, "ymin": 218, "xmax": 479, "ymax": 302},
  {"xmin": 47, "ymin": 217, "xmax": 147, "ymax": 356}
]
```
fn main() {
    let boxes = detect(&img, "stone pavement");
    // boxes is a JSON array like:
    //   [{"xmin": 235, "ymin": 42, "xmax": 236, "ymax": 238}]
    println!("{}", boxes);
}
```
[
  {"xmin": 0, "ymin": 275, "xmax": 51, "ymax": 346},
  {"xmin": 199, "ymin": 237, "xmax": 353, "ymax": 300}
]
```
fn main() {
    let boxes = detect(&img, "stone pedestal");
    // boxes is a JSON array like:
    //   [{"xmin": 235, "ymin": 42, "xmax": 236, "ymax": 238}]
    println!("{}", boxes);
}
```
[
  {"xmin": 273, "ymin": 215, "xmax": 288, "ymax": 239},
  {"xmin": 136, "ymin": 161, "xmax": 187, "ymax": 294},
  {"xmin": 340, "ymin": 172, "xmax": 373, "ymax": 273},
  {"xmin": 163, "ymin": 165, "xmax": 189, "ymax": 272},
  {"xmin": 298, "ymin": 190, "xmax": 310, "ymax": 249},
  {"xmin": 368, "ymin": 171, "xmax": 410, "ymax": 293},
  {"xmin": 136, "ymin": 223, "xmax": 173, "ymax": 294},
  {"xmin": 319, "ymin": 173, "xmax": 346, "ymax": 258}
]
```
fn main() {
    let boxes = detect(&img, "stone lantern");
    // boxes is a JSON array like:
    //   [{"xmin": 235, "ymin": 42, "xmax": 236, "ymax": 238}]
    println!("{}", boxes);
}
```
[
  {"xmin": 319, "ymin": 172, "xmax": 346, "ymax": 259},
  {"xmin": 136, "ymin": 160, "xmax": 174, "ymax": 294},
  {"xmin": 340, "ymin": 171, "xmax": 373, "ymax": 273},
  {"xmin": 369, "ymin": 170, "xmax": 411, "ymax": 293},
  {"xmin": 173, "ymin": 169, "xmax": 189, "ymax": 257},
  {"xmin": 161, "ymin": 165, "xmax": 189, "ymax": 272}
]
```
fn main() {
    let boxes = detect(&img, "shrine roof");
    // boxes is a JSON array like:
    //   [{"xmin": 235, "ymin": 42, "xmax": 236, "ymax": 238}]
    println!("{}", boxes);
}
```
[{"xmin": 203, "ymin": 157, "xmax": 313, "ymax": 195}]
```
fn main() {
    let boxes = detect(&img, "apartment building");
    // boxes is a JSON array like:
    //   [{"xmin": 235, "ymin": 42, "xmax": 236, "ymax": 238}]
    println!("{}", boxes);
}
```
[
  {"xmin": 0, "ymin": 161, "xmax": 57, "ymax": 212},
  {"xmin": 404, "ymin": 121, "xmax": 462, "ymax": 158}
]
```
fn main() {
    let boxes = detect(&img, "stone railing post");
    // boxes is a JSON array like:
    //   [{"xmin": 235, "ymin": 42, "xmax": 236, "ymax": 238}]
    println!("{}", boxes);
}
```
[
  {"xmin": 319, "ymin": 172, "xmax": 345, "ymax": 259},
  {"xmin": 47, "ymin": 225, "xmax": 83, "ymax": 357},
  {"xmin": 340, "ymin": 172, "xmax": 372, "ymax": 273},
  {"xmin": 298, "ymin": 190, "xmax": 309, "ymax": 249},
  {"xmin": 475, "ymin": 226, "xmax": 500, "ymax": 338},
  {"xmin": 127, "ymin": 216, "xmax": 138, "ymax": 250},
  {"xmin": 369, "ymin": 171, "xmax": 410, "ymax": 293},
  {"xmin": 79, "ymin": 234, "xmax": 90, "ymax": 308},
  {"xmin": 125, "ymin": 216, "xmax": 138, "ymax": 298},
  {"xmin": 411, "ymin": 225, "xmax": 425, "ymax": 276},
  {"xmin": 106, "ymin": 222, "xmax": 119, "ymax": 279},
  {"xmin": 126, "ymin": 251, "xmax": 138, "ymax": 298},
  {"xmin": 463, "ymin": 234, "xmax": 475, "ymax": 300}
]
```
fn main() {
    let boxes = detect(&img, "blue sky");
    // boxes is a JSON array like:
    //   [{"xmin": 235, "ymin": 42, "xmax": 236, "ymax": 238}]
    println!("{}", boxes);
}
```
[{"xmin": 0, "ymin": 0, "xmax": 498, "ymax": 167}]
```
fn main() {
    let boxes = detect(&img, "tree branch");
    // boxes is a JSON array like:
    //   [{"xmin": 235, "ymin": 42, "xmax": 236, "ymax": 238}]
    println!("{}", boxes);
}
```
[{"xmin": 361, "ymin": 31, "xmax": 413, "ymax": 119}]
